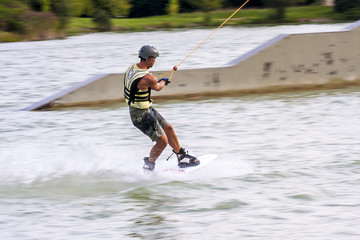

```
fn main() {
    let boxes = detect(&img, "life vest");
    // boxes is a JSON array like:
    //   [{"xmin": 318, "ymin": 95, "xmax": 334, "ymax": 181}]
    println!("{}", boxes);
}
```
[{"xmin": 124, "ymin": 64, "xmax": 153, "ymax": 109}]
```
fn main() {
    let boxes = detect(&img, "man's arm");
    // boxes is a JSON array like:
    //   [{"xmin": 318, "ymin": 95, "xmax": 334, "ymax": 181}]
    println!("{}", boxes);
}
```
[{"xmin": 137, "ymin": 74, "xmax": 166, "ymax": 92}]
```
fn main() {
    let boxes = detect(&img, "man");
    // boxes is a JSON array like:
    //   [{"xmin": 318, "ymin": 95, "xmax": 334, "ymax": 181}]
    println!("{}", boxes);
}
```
[{"xmin": 124, "ymin": 45, "xmax": 200, "ymax": 171}]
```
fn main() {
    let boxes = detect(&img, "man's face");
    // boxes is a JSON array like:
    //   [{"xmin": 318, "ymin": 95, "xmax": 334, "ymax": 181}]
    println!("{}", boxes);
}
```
[{"xmin": 147, "ymin": 57, "xmax": 156, "ymax": 68}]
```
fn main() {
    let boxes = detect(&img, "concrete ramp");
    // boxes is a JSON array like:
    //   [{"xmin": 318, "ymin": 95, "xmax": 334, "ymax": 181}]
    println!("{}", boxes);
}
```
[{"xmin": 24, "ymin": 20, "xmax": 360, "ymax": 111}]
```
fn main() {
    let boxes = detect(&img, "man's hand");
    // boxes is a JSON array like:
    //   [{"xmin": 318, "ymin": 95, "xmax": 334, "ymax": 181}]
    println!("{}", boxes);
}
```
[{"xmin": 158, "ymin": 78, "xmax": 170, "ymax": 86}]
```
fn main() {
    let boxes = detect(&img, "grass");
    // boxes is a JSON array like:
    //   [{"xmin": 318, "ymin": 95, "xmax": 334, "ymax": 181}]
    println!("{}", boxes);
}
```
[
  {"xmin": 286, "ymin": 5, "xmax": 336, "ymax": 21},
  {"xmin": 67, "ymin": 6, "xmax": 341, "ymax": 35},
  {"xmin": 0, "ymin": 6, "xmax": 345, "ymax": 42},
  {"xmin": 0, "ymin": 31, "xmax": 22, "ymax": 42}
]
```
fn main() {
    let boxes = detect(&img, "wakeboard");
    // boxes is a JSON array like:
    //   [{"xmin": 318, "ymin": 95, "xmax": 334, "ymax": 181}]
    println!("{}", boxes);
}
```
[{"xmin": 161, "ymin": 154, "xmax": 217, "ymax": 174}]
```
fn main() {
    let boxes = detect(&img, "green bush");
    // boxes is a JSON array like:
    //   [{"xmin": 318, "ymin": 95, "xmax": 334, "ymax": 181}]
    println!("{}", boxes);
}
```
[
  {"xmin": 0, "ymin": 31, "xmax": 21, "ymax": 42},
  {"xmin": 335, "ymin": 0, "xmax": 358, "ymax": 13},
  {"xmin": 20, "ymin": 10, "xmax": 58, "ymax": 38},
  {"xmin": 0, "ymin": 0, "xmax": 28, "ymax": 32},
  {"xmin": 341, "ymin": 7, "xmax": 360, "ymax": 20},
  {"xmin": 129, "ymin": 0, "xmax": 168, "ymax": 17},
  {"xmin": 335, "ymin": 0, "xmax": 360, "ymax": 20},
  {"xmin": 50, "ymin": 0, "xmax": 70, "ymax": 29},
  {"xmin": 167, "ymin": 0, "xmax": 179, "ymax": 16},
  {"xmin": 93, "ymin": 9, "xmax": 112, "ymax": 31},
  {"xmin": 265, "ymin": 0, "xmax": 288, "ymax": 22}
]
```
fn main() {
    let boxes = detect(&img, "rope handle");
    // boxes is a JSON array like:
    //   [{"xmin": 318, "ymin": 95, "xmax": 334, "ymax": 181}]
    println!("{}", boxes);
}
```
[{"xmin": 157, "ymin": 0, "xmax": 251, "ymax": 80}]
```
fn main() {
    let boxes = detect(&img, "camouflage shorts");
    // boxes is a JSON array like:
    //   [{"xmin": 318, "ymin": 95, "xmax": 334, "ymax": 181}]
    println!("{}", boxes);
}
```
[{"xmin": 129, "ymin": 107, "xmax": 169, "ymax": 142}]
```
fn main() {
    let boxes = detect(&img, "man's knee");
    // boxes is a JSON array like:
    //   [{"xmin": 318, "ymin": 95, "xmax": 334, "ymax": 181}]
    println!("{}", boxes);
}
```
[
  {"xmin": 156, "ymin": 133, "xmax": 168, "ymax": 147},
  {"xmin": 164, "ymin": 124, "xmax": 174, "ymax": 133}
]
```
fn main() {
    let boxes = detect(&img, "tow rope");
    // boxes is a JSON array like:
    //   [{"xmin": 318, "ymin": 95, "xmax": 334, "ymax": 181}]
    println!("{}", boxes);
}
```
[{"xmin": 157, "ymin": 0, "xmax": 251, "ymax": 80}]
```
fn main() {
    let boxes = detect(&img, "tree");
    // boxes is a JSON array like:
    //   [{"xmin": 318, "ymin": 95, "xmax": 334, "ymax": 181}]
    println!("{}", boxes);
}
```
[
  {"xmin": 129, "ymin": 0, "xmax": 168, "ymax": 18},
  {"xmin": 204, "ymin": 0, "xmax": 223, "ymax": 24},
  {"xmin": 41, "ymin": 0, "xmax": 50, "ymax": 11},
  {"xmin": 67, "ymin": 0, "xmax": 94, "ymax": 17},
  {"xmin": 110, "ymin": 0, "xmax": 131, "ymax": 17},
  {"xmin": 90, "ymin": 0, "xmax": 132, "ymax": 30},
  {"xmin": 223, "ymin": 0, "xmax": 264, "ymax": 8},
  {"xmin": 335, "ymin": 0, "xmax": 360, "ymax": 20},
  {"xmin": 20, "ymin": 10, "xmax": 58, "ymax": 37},
  {"xmin": 0, "ymin": 0, "xmax": 29, "ymax": 32},
  {"xmin": 50, "ymin": 0, "xmax": 70, "ymax": 29},
  {"xmin": 28, "ymin": 0, "xmax": 42, "ymax": 11},
  {"xmin": 181, "ymin": 0, "xmax": 223, "ymax": 11},
  {"xmin": 264, "ymin": 0, "xmax": 292, "ymax": 22},
  {"xmin": 93, "ymin": 8, "xmax": 111, "ymax": 31},
  {"xmin": 0, "ymin": 0, "xmax": 59, "ymax": 40},
  {"xmin": 181, "ymin": 0, "xmax": 223, "ymax": 24},
  {"xmin": 66, "ymin": 0, "xmax": 131, "ymax": 18},
  {"xmin": 167, "ymin": 0, "xmax": 179, "ymax": 16}
]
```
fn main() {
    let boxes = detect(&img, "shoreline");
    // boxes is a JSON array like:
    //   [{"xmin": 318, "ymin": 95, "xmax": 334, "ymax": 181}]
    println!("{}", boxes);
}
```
[
  {"xmin": 1, "ymin": 6, "xmax": 349, "ymax": 43},
  {"xmin": 0, "ymin": 19, "xmax": 346, "ymax": 43}
]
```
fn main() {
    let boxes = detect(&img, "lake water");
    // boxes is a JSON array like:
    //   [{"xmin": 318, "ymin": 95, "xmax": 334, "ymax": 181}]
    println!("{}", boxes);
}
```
[{"xmin": 1, "ymin": 24, "xmax": 360, "ymax": 239}]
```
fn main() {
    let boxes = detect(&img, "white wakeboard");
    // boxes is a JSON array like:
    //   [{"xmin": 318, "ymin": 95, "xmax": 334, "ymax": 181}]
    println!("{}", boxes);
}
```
[{"xmin": 161, "ymin": 154, "xmax": 217, "ymax": 174}]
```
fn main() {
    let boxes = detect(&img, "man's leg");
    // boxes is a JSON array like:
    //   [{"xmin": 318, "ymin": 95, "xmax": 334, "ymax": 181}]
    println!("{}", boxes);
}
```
[
  {"xmin": 147, "ymin": 124, "xmax": 180, "ymax": 165},
  {"xmin": 143, "ymin": 108, "xmax": 198, "ymax": 169},
  {"xmin": 163, "ymin": 124, "xmax": 199, "ymax": 167},
  {"xmin": 163, "ymin": 124, "xmax": 181, "ymax": 153},
  {"xmin": 149, "ymin": 133, "xmax": 168, "ymax": 163}
]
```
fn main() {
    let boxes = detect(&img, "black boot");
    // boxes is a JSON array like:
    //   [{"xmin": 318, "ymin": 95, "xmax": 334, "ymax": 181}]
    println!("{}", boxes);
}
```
[
  {"xmin": 143, "ymin": 157, "xmax": 155, "ymax": 171},
  {"xmin": 175, "ymin": 148, "xmax": 200, "ymax": 168}
]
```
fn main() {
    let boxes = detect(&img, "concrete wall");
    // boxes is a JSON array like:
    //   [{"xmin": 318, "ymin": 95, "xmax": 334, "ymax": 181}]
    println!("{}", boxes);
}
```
[{"xmin": 24, "ymin": 20, "xmax": 360, "ymax": 111}]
